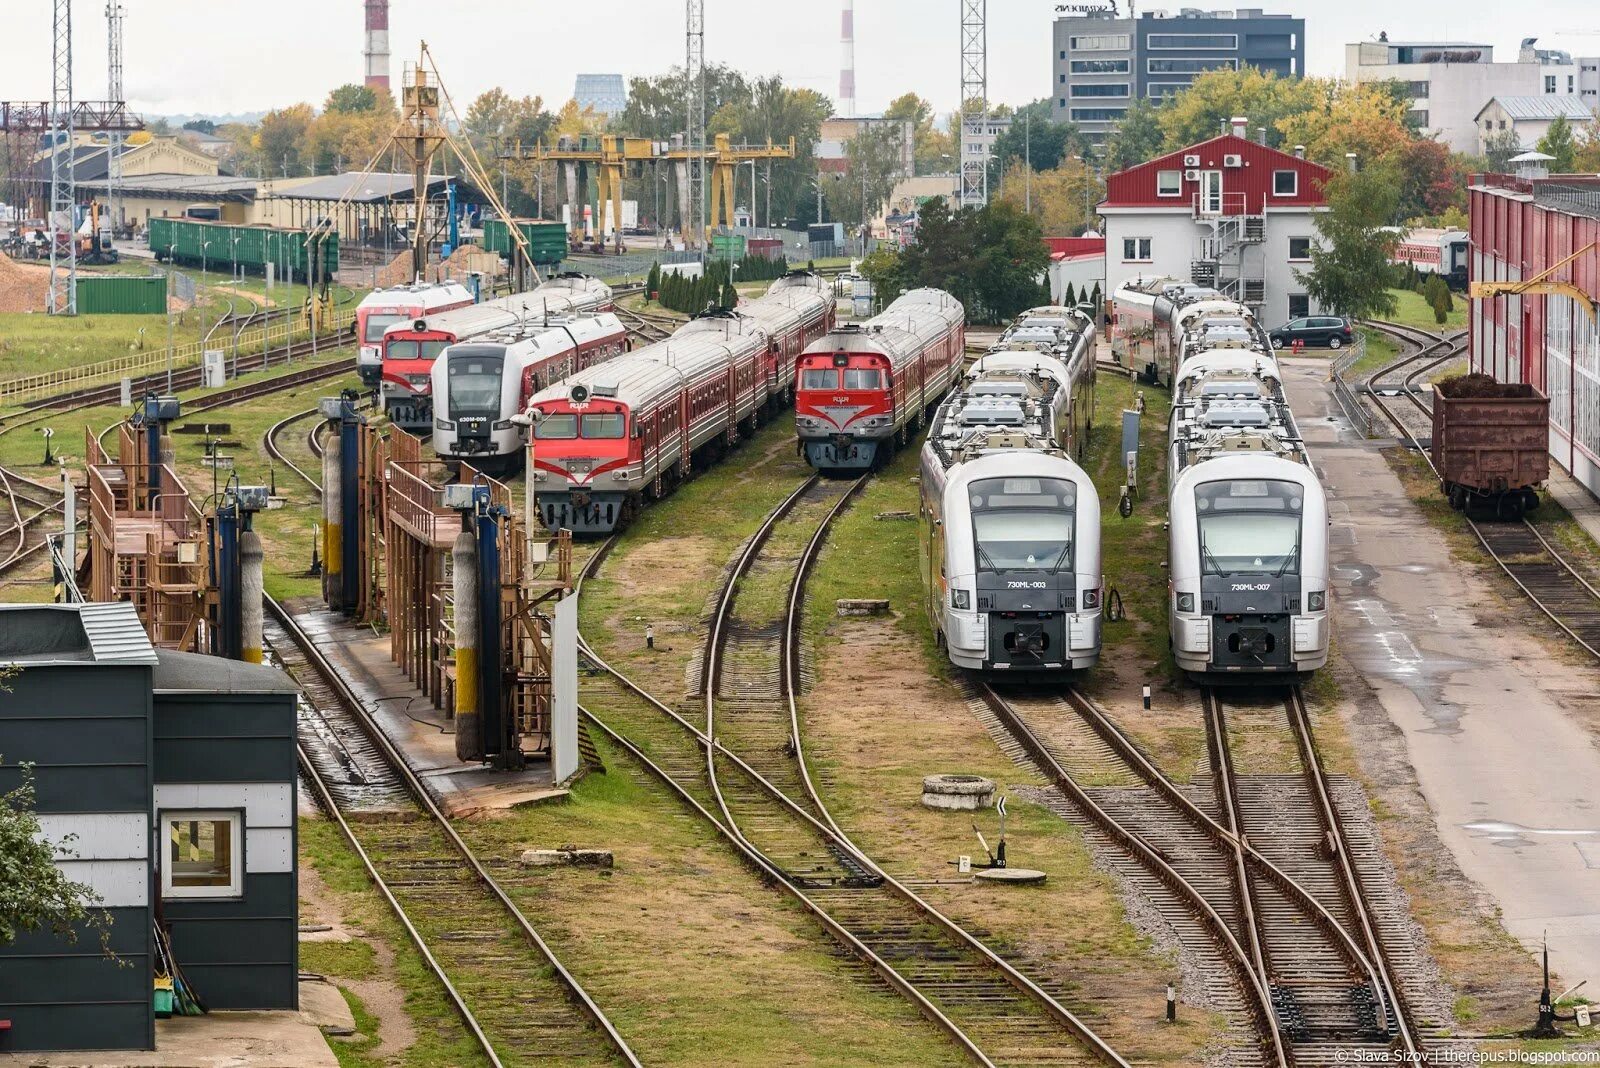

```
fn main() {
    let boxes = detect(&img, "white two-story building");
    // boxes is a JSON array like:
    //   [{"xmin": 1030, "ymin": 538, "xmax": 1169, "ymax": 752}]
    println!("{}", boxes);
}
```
[{"xmin": 1098, "ymin": 119, "xmax": 1332, "ymax": 329}]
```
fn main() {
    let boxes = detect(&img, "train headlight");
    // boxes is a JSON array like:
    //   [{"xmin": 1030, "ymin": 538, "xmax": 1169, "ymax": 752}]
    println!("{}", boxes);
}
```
[
  {"xmin": 951, "ymin": 588, "xmax": 970, "ymax": 610},
  {"xmin": 493, "ymin": 419, "xmax": 514, "ymax": 431},
  {"xmin": 435, "ymin": 419, "xmax": 457, "ymax": 431},
  {"xmin": 1308, "ymin": 591, "xmax": 1326, "ymax": 612},
  {"xmin": 1176, "ymin": 592, "xmax": 1195, "ymax": 613},
  {"xmin": 1081, "ymin": 588, "xmax": 1100, "ymax": 610}
]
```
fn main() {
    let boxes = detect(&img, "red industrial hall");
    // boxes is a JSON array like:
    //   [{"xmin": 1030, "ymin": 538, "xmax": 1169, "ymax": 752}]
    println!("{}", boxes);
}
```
[{"xmin": 1470, "ymin": 170, "xmax": 1600, "ymax": 497}]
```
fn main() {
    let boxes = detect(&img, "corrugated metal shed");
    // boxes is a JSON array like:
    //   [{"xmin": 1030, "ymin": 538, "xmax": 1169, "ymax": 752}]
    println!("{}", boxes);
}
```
[
  {"xmin": 1480, "ymin": 96, "xmax": 1597, "ymax": 122},
  {"xmin": 78, "ymin": 602, "xmax": 160, "ymax": 664}
]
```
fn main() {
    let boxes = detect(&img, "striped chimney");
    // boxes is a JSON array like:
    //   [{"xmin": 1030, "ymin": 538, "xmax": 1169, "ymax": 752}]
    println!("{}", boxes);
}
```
[
  {"xmin": 840, "ymin": 0, "xmax": 856, "ymax": 118},
  {"xmin": 363, "ymin": 0, "xmax": 390, "ymax": 91}
]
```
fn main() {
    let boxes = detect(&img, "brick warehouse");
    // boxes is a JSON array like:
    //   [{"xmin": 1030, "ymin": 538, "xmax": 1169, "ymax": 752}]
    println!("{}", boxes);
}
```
[{"xmin": 1469, "ymin": 172, "xmax": 1600, "ymax": 497}]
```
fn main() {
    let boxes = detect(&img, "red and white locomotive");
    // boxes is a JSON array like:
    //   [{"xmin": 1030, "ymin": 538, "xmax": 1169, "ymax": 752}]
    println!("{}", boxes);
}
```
[
  {"xmin": 523, "ymin": 272, "xmax": 835, "ymax": 534},
  {"xmin": 380, "ymin": 274, "xmax": 613, "ymax": 429},
  {"xmin": 355, "ymin": 281, "xmax": 477, "ymax": 387},
  {"xmin": 794, "ymin": 288, "xmax": 966, "ymax": 472}
]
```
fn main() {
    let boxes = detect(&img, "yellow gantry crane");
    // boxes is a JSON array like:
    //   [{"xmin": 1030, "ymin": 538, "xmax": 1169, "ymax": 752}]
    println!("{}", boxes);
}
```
[
  {"xmin": 1469, "ymin": 241, "xmax": 1599, "ymax": 324},
  {"xmin": 503, "ymin": 133, "xmax": 794, "ymax": 250}
]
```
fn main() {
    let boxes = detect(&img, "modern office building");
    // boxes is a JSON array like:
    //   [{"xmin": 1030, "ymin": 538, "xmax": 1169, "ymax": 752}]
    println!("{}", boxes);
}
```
[
  {"xmin": 1345, "ymin": 37, "xmax": 1589, "ymax": 153},
  {"xmin": 1052, "ymin": 7, "xmax": 1305, "ymax": 142}
]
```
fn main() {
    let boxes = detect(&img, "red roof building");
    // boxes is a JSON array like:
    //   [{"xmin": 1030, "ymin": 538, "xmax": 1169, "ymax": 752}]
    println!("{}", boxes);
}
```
[{"xmin": 1099, "ymin": 119, "xmax": 1332, "ymax": 327}]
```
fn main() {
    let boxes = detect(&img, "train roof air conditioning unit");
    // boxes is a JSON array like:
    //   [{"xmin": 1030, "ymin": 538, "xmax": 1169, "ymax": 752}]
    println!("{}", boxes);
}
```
[
  {"xmin": 1184, "ymin": 169, "xmax": 1200, "ymax": 181},
  {"xmin": 1223, "ymin": 154, "xmax": 1243, "ymax": 167},
  {"xmin": 1182, "ymin": 154, "xmax": 1201, "ymax": 166}
]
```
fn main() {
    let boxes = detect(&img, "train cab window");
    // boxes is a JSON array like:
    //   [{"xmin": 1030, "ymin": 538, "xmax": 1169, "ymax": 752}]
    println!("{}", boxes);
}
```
[
  {"xmin": 843, "ymin": 368, "xmax": 882, "ymax": 389},
  {"xmin": 968, "ymin": 477, "xmax": 1077, "ymax": 573},
  {"xmin": 802, "ymin": 368, "xmax": 839, "ymax": 389},
  {"xmin": 386, "ymin": 340, "xmax": 449, "ymax": 361},
  {"xmin": 364, "ymin": 314, "xmax": 405, "ymax": 343},
  {"xmin": 534, "ymin": 414, "xmax": 578, "ymax": 439},
  {"xmin": 1195, "ymin": 479, "xmax": 1302, "ymax": 575},
  {"xmin": 581, "ymin": 413, "xmax": 626, "ymax": 439}
]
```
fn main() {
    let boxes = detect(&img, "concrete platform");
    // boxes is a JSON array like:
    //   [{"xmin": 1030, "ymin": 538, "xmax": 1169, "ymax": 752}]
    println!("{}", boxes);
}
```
[
  {"xmin": 289, "ymin": 604, "xmax": 564, "ymax": 817},
  {"xmin": 1286, "ymin": 356, "xmax": 1600, "ymax": 986},
  {"xmin": 0, "ymin": 983, "xmax": 338, "ymax": 1068},
  {"xmin": 1546, "ymin": 467, "xmax": 1600, "ymax": 549}
]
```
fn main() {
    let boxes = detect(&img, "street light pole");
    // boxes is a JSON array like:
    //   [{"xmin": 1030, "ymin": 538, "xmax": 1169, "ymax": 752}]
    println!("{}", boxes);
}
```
[{"xmin": 1025, "ymin": 112, "xmax": 1032, "ymax": 215}]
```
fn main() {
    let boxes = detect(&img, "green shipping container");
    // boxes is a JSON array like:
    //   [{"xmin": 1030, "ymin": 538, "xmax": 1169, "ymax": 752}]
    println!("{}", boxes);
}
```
[
  {"xmin": 711, "ymin": 233, "xmax": 746, "ymax": 259},
  {"xmin": 483, "ymin": 218, "xmax": 567, "ymax": 264},
  {"xmin": 76, "ymin": 275, "xmax": 168, "ymax": 314},
  {"xmin": 146, "ymin": 218, "xmax": 338, "ymax": 277}
]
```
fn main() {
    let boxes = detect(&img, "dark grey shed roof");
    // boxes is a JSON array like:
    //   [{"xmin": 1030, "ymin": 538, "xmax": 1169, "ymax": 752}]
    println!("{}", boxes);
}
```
[
  {"xmin": 153, "ymin": 650, "xmax": 299, "ymax": 694},
  {"xmin": 0, "ymin": 602, "xmax": 157, "ymax": 665},
  {"xmin": 265, "ymin": 171, "xmax": 488, "ymax": 204}
]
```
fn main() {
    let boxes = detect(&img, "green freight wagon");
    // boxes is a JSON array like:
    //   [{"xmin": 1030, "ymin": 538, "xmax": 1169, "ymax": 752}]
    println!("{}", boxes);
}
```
[
  {"xmin": 482, "ymin": 218, "xmax": 568, "ymax": 264},
  {"xmin": 76, "ymin": 274, "xmax": 168, "ymax": 314},
  {"xmin": 147, "ymin": 218, "xmax": 338, "ymax": 277}
]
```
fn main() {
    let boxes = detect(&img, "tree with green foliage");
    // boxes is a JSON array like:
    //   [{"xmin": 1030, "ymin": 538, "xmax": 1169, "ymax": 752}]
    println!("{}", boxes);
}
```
[
  {"xmin": 1064, "ymin": 281, "xmax": 1078, "ymax": 307},
  {"xmin": 1430, "ymin": 282, "xmax": 1450, "ymax": 324},
  {"xmin": 987, "ymin": 100, "xmax": 1083, "ymax": 187},
  {"xmin": 1484, "ymin": 129, "xmax": 1523, "ymax": 172},
  {"xmin": 887, "ymin": 199, "xmax": 1051, "ymax": 323},
  {"xmin": 326, "ymin": 83, "xmax": 380, "ymax": 114},
  {"xmin": 823, "ymin": 122, "xmax": 906, "ymax": 227},
  {"xmin": 884, "ymin": 92, "xmax": 955, "ymax": 175},
  {"xmin": 1156, "ymin": 67, "xmax": 1320, "ymax": 149},
  {"xmin": 646, "ymin": 261, "xmax": 662, "ymax": 297},
  {"xmin": 1102, "ymin": 98, "xmax": 1165, "ymax": 172},
  {"xmin": 1538, "ymin": 114, "xmax": 1577, "ymax": 172},
  {"xmin": 1297, "ymin": 165, "xmax": 1401, "ymax": 320},
  {"xmin": 1, "ymin": 759, "xmax": 114, "ymax": 954}
]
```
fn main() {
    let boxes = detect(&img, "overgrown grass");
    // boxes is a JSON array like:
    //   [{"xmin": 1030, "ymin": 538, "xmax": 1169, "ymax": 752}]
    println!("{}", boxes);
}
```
[
  {"xmin": 1384, "ymin": 287, "xmax": 1466, "ymax": 332},
  {"xmin": 1347, "ymin": 326, "xmax": 1401, "ymax": 382},
  {"xmin": 456, "ymin": 733, "xmax": 961, "ymax": 1066},
  {"xmin": 298, "ymin": 820, "xmax": 491, "ymax": 1068}
]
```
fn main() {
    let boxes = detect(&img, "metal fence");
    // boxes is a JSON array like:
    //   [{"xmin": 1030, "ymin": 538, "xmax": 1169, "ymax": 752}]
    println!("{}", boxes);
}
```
[
  {"xmin": 0, "ymin": 306, "xmax": 357, "ymax": 406},
  {"xmin": 1329, "ymin": 333, "xmax": 1373, "ymax": 438},
  {"xmin": 168, "ymin": 269, "xmax": 196, "ymax": 305}
]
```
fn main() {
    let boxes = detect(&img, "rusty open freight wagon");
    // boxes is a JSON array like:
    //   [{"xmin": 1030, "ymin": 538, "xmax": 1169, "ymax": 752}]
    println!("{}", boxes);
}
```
[{"xmin": 1430, "ymin": 373, "xmax": 1549, "ymax": 519}]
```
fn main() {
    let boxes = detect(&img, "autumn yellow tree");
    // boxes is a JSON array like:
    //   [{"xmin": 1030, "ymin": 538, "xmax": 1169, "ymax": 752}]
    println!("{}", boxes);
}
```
[
  {"xmin": 885, "ymin": 92, "xmax": 955, "ymax": 174},
  {"xmin": 995, "ymin": 158, "xmax": 1103, "ymax": 237},
  {"xmin": 1275, "ymin": 81, "xmax": 1410, "ymax": 169},
  {"xmin": 1156, "ymin": 67, "xmax": 1320, "ymax": 149}
]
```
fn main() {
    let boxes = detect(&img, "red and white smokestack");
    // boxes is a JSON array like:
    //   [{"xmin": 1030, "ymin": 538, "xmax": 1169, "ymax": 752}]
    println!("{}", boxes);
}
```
[
  {"xmin": 840, "ymin": 0, "xmax": 856, "ymax": 118},
  {"xmin": 364, "ymin": 0, "xmax": 390, "ymax": 92}
]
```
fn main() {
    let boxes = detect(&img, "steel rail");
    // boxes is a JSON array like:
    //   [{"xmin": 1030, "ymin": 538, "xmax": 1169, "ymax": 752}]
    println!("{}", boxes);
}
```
[
  {"xmin": 577, "ymin": 514, "xmax": 1133, "ymax": 1067},
  {"xmin": 267, "ymin": 597, "xmax": 643, "ymax": 1067},
  {"xmin": 974, "ymin": 682, "xmax": 1289, "ymax": 1068},
  {"xmin": 264, "ymin": 406, "xmax": 324, "ymax": 493},
  {"xmin": 1201, "ymin": 692, "xmax": 1275, "ymax": 999},
  {"xmin": 1284, "ymin": 686, "xmax": 1420, "ymax": 1055},
  {"xmin": 1052, "ymin": 686, "xmax": 1398, "ymax": 1035}
]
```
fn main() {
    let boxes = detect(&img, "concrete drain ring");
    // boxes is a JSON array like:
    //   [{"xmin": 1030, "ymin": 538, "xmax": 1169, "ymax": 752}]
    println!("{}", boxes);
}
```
[{"xmin": 921, "ymin": 774, "xmax": 997, "ymax": 811}]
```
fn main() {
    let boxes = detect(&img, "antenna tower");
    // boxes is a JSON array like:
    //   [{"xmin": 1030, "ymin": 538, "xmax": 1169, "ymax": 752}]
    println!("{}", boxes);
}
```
[
  {"xmin": 107, "ymin": 2, "xmax": 125, "ymax": 242},
  {"xmin": 686, "ymin": 0, "xmax": 706, "ymax": 255},
  {"xmin": 48, "ymin": 0, "xmax": 76, "ymax": 314},
  {"xmin": 959, "ymin": 0, "xmax": 989, "ymax": 208}
]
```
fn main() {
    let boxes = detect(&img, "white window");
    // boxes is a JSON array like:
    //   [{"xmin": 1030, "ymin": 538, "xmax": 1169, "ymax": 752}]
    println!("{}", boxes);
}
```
[
  {"xmin": 162, "ymin": 810, "xmax": 243, "ymax": 899},
  {"xmin": 1545, "ymin": 75, "xmax": 1557, "ymax": 93},
  {"xmin": 1147, "ymin": 33, "xmax": 1239, "ymax": 49},
  {"xmin": 1070, "ymin": 34, "xmax": 1131, "ymax": 51},
  {"xmin": 1122, "ymin": 237, "xmax": 1152, "ymax": 262},
  {"xmin": 1273, "ymin": 170, "xmax": 1298, "ymax": 196},
  {"xmin": 1288, "ymin": 236, "xmax": 1312, "ymax": 261},
  {"xmin": 1157, "ymin": 170, "xmax": 1183, "ymax": 197}
]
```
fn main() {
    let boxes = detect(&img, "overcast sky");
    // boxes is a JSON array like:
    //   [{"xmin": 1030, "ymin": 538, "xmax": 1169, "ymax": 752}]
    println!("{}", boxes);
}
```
[{"xmin": 9, "ymin": 1, "xmax": 1600, "ymax": 119}]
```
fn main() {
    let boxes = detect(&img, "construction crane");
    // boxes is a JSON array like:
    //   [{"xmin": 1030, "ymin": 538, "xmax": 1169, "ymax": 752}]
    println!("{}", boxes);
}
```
[
  {"xmin": 106, "ymin": 1, "xmax": 125, "ymax": 241},
  {"xmin": 502, "ymin": 134, "xmax": 794, "ymax": 252},
  {"xmin": 959, "ymin": 0, "xmax": 989, "ymax": 207},
  {"xmin": 1469, "ymin": 241, "xmax": 1599, "ymax": 323}
]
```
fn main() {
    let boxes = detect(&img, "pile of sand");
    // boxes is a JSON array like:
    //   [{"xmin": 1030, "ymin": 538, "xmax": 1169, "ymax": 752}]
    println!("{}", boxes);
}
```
[{"xmin": 0, "ymin": 249, "xmax": 51, "ymax": 313}]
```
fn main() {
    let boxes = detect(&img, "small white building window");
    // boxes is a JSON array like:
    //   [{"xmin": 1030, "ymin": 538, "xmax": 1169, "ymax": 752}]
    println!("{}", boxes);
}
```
[
  {"xmin": 1122, "ymin": 237, "xmax": 1152, "ymax": 261},
  {"xmin": 1288, "ymin": 236, "xmax": 1312, "ymax": 260},
  {"xmin": 1273, "ymin": 170, "xmax": 1298, "ymax": 196},
  {"xmin": 162, "ymin": 810, "xmax": 243, "ymax": 899},
  {"xmin": 1156, "ymin": 170, "xmax": 1183, "ymax": 197}
]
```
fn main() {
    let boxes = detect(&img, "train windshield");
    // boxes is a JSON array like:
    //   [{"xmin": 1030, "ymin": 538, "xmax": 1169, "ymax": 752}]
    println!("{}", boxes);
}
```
[
  {"xmin": 1196, "ymin": 479, "xmax": 1302, "ymax": 575},
  {"xmin": 968, "ymin": 477, "xmax": 1076, "ymax": 573},
  {"xmin": 446, "ymin": 352, "xmax": 504, "ymax": 417},
  {"xmin": 534, "ymin": 414, "xmax": 578, "ymax": 439},
  {"xmin": 801, "ymin": 368, "xmax": 838, "ymax": 389},
  {"xmin": 386, "ymin": 340, "xmax": 449, "ymax": 361},
  {"xmin": 843, "ymin": 369, "xmax": 882, "ymax": 389},
  {"xmin": 363, "ymin": 314, "xmax": 406, "ymax": 343},
  {"xmin": 581, "ymin": 413, "xmax": 626, "ymax": 439}
]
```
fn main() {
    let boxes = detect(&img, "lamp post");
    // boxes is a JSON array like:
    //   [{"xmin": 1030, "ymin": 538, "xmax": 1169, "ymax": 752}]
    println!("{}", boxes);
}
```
[{"xmin": 742, "ymin": 159, "xmax": 758, "ymax": 229}]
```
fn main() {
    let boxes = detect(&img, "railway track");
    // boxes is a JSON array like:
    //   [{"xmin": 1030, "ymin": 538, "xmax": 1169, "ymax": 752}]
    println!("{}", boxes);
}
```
[
  {"xmin": 1362, "ymin": 323, "xmax": 1600, "ymax": 661},
  {"xmin": 611, "ymin": 305, "xmax": 675, "ymax": 342},
  {"xmin": 971, "ymin": 684, "xmax": 1440, "ymax": 1067},
  {"xmin": 577, "ymin": 478, "xmax": 1130, "ymax": 1067},
  {"xmin": 270, "ymin": 597, "xmax": 640, "ymax": 1068},
  {"xmin": 264, "ymin": 407, "xmax": 325, "ymax": 493}
]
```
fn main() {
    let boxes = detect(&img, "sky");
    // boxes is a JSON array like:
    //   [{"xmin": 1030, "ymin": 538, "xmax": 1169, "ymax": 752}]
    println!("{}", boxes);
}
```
[{"xmin": 9, "ymin": 0, "xmax": 1600, "ymax": 120}]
